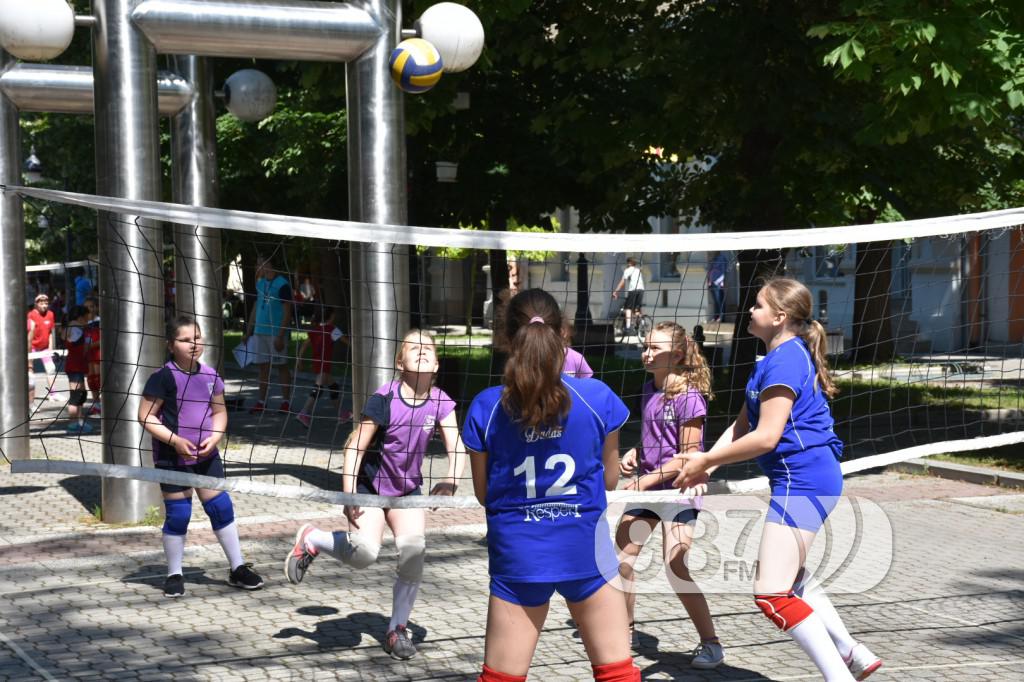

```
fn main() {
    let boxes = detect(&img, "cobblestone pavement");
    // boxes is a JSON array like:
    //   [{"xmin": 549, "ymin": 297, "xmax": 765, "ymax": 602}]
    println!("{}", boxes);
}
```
[{"xmin": 2, "ymin": 459, "xmax": 1023, "ymax": 681}]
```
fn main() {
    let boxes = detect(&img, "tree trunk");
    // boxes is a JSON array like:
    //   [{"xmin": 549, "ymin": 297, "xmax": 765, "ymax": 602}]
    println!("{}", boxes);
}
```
[
  {"xmin": 728, "ymin": 249, "xmax": 786, "ymax": 413},
  {"xmin": 852, "ymin": 240, "xmax": 895, "ymax": 363}
]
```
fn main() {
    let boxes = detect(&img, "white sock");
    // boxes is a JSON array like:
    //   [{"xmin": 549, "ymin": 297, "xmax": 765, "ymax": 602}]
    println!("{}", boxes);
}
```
[
  {"xmin": 213, "ymin": 521, "xmax": 244, "ymax": 570},
  {"xmin": 389, "ymin": 579, "xmax": 420, "ymax": 632},
  {"xmin": 163, "ymin": 533, "xmax": 185, "ymax": 576},
  {"xmin": 307, "ymin": 528, "xmax": 357, "ymax": 562},
  {"xmin": 788, "ymin": 614, "xmax": 856, "ymax": 680},
  {"xmin": 795, "ymin": 572, "xmax": 857, "ymax": 658}
]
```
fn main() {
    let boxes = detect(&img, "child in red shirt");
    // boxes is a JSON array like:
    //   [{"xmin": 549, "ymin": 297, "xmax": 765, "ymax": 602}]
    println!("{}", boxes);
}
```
[{"xmin": 296, "ymin": 307, "xmax": 350, "ymax": 427}]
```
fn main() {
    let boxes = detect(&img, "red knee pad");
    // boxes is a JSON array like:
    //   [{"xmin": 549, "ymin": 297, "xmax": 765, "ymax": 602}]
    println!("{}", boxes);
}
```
[
  {"xmin": 478, "ymin": 665, "xmax": 527, "ymax": 682},
  {"xmin": 593, "ymin": 657, "xmax": 641, "ymax": 682},
  {"xmin": 87, "ymin": 373, "xmax": 100, "ymax": 392},
  {"xmin": 754, "ymin": 592, "xmax": 813, "ymax": 632}
]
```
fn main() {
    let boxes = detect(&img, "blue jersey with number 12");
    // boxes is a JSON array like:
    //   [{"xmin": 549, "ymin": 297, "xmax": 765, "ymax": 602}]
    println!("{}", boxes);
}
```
[{"xmin": 463, "ymin": 375, "xmax": 629, "ymax": 582}]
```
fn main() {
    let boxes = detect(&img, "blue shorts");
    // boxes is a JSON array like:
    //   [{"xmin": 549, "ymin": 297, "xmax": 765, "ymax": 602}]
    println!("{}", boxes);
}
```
[
  {"xmin": 155, "ymin": 452, "xmax": 225, "ymax": 493},
  {"xmin": 764, "ymin": 446, "xmax": 843, "ymax": 532},
  {"xmin": 490, "ymin": 574, "xmax": 608, "ymax": 608},
  {"xmin": 623, "ymin": 504, "xmax": 698, "ymax": 525},
  {"xmin": 66, "ymin": 372, "xmax": 85, "ymax": 384}
]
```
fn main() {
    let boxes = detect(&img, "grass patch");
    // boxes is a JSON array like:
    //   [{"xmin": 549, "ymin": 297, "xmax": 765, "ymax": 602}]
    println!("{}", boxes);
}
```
[
  {"xmin": 930, "ymin": 445, "xmax": 1024, "ymax": 473},
  {"xmin": 834, "ymin": 379, "xmax": 1024, "ymax": 415},
  {"xmin": 81, "ymin": 504, "xmax": 163, "ymax": 528}
]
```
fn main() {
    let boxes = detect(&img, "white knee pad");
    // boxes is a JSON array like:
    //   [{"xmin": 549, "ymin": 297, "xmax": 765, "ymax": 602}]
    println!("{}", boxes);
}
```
[
  {"xmin": 344, "ymin": 532, "xmax": 380, "ymax": 569},
  {"xmin": 395, "ymin": 534, "xmax": 426, "ymax": 583}
]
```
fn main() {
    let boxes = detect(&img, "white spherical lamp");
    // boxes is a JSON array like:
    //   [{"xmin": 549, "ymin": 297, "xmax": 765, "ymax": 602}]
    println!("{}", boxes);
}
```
[
  {"xmin": 415, "ymin": 3, "xmax": 484, "ymax": 73},
  {"xmin": 223, "ymin": 69, "xmax": 277, "ymax": 122},
  {"xmin": 0, "ymin": 0, "xmax": 75, "ymax": 61}
]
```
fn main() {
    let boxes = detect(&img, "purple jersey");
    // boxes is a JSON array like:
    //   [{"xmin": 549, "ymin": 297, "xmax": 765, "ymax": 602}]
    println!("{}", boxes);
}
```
[
  {"xmin": 360, "ymin": 380, "xmax": 456, "ymax": 496},
  {"xmin": 563, "ymin": 347, "xmax": 594, "ymax": 379},
  {"xmin": 142, "ymin": 361, "xmax": 225, "ymax": 466},
  {"xmin": 639, "ymin": 381, "xmax": 707, "ymax": 490}
]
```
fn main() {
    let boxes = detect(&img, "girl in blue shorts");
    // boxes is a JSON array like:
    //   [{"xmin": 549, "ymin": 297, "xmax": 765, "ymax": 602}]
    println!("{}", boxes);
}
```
[
  {"xmin": 463, "ymin": 289, "xmax": 640, "ymax": 682},
  {"xmin": 675, "ymin": 278, "xmax": 882, "ymax": 681}
]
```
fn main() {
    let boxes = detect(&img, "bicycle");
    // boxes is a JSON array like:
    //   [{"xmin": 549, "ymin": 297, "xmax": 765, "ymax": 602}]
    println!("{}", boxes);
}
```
[{"xmin": 611, "ymin": 297, "xmax": 653, "ymax": 344}]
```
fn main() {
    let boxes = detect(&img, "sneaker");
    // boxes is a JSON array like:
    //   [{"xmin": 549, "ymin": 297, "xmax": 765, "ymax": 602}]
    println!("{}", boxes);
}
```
[
  {"xmin": 67, "ymin": 422, "xmax": 84, "ymax": 433},
  {"xmin": 46, "ymin": 391, "xmax": 63, "ymax": 403},
  {"xmin": 296, "ymin": 411, "xmax": 312, "ymax": 428},
  {"xmin": 689, "ymin": 640, "xmax": 725, "ymax": 670},
  {"xmin": 278, "ymin": 401, "xmax": 291, "ymax": 414},
  {"xmin": 283, "ymin": 524, "xmax": 319, "ymax": 585},
  {"xmin": 80, "ymin": 421, "xmax": 95, "ymax": 434},
  {"xmin": 384, "ymin": 624, "xmax": 417, "ymax": 660},
  {"xmin": 845, "ymin": 642, "xmax": 882, "ymax": 680},
  {"xmin": 163, "ymin": 574, "xmax": 185, "ymax": 598},
  {"xmin": 228, "ymin": 563, "xmax": 264, "ymax": 590},
  {"xmin": 248, "ymin": 401, "xmax": 265, "ymax": 415},
  {"xmin": 338, "ymin": 409, "xmax": 353, "ymax": 423}
]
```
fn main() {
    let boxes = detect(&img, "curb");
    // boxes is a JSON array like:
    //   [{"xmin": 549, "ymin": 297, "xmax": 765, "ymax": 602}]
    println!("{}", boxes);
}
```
[{"xmin": 887, "ymin": 458, "xmax": 1024, "ymax": 489}]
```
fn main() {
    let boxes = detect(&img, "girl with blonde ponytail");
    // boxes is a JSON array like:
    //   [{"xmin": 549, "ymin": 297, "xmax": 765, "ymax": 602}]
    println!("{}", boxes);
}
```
[
  {"xmin": 463, "ymin": 289, "xmax": 641, "ymax": 682},
  {"xmin": 674, "ymin": 278, "xmax": 882, "ymax": 681}
]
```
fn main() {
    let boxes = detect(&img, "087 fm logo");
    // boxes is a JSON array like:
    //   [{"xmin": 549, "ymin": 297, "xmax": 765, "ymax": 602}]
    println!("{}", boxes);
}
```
[{"xmin": 595, "ymin": 495, "xmax": 893, "ymax": 595}]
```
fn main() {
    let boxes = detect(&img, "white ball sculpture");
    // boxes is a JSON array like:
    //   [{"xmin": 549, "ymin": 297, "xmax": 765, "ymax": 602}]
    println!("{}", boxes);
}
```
[
  {"xmin": 415, "ymin": 3, "xmax": 484, "ymax": 74},
  {"xmin": 0, "ymin": 0, "xmax": 75, "ymax": 61},
  {"xmin": 223, "ymin": 69, "xmax": 277, "ymax": 122}
]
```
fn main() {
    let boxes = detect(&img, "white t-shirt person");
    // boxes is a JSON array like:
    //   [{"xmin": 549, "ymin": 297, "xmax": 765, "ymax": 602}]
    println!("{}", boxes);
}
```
[{"xmin": 612, "ymin": 258, "xmax": 646, "ymax": 329}]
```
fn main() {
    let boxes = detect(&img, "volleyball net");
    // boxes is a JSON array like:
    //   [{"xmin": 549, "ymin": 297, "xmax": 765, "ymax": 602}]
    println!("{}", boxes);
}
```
[{"xmin": 9, "ymin": 185, "xmax": 1024, "ymax": 505}]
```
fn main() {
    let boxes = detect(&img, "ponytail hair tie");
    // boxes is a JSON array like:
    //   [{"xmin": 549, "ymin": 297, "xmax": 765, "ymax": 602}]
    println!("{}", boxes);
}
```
[{"xmin": 529, "ymin": 316, "xmax": 546, "ymax": 325}]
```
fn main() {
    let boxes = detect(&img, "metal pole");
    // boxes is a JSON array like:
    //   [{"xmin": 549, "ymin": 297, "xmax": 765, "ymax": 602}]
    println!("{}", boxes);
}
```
[
  {"xmin": 170, "ymin": 55, "xmax": 222, "ymax": 370},
  {"xmin": 132, "ymin": 0, "xmax": 380, "ymax": 61},
  {"xmin": 0, "ymin": 63, "xmax": 192, "ymax": 116},
  {"xmin": 0, "ymin": 50, "xmax": 29, "ymax": 461},
  {"xmin": 347, "ymin": 0, "xmax": 407, "ymax": 414},
  {"xmin": 93, "ymin": 0, "xmax": 164, "ymax": 522},
  {"xmin": 575, "ymin": 253, "xmax": 592, "ymax": 328}
]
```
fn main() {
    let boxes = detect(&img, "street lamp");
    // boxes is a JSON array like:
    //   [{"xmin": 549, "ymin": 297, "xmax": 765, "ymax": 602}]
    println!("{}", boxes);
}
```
[
  {"xmin": 23, "ymin": 146, "xmax": 43, "ymax": 184},
  {"xmin": 24, "ymin": 147, "xmax": 74, "ymax": 308}
]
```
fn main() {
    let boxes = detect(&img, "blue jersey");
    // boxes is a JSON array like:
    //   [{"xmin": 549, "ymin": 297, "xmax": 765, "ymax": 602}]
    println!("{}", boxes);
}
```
[
  {"xmin": 463, "ymin": 376, "xmax": 629, "ymax": 582},
  {"xmin": 746, "ymin": 337, "xmax": 843, "ymax": 477},
  {"xmin": 254, "ymin": 275, "xmax": 292, "ymax": 335}
]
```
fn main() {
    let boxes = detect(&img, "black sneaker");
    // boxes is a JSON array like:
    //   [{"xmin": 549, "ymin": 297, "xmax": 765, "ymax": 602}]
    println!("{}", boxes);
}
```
[
  {"xmin": 163, "ymin": 574, "xmax": 185, "ymax": 598},
  {"xmin": 228, "ymin": 563, "xmax": 264, "ymax": 590}
]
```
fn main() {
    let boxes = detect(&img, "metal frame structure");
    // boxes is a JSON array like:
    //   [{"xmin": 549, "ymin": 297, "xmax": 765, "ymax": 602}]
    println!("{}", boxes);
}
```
[{"xmin": 0, "ymin": 0, "xmax": 411, "ymax": 522}]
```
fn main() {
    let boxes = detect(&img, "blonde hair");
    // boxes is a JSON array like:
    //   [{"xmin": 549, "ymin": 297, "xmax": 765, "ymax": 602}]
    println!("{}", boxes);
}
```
[
  {"xmin": 760, "ymin": 278, "xmax": 838, "ymax": 398},
  {"xmin": 651, "ymin": 321, "xmax": 713, "ymax": 400},
  {"xmin": 395, "ymin": 328, "xmax": 438, "ymax": 380}
]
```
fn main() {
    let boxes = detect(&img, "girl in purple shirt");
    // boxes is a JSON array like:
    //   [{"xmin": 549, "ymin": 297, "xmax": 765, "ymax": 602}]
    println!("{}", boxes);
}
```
[
  {"xmin": 138, "ymin": 316, "xmax": 263, "ymax": 598},
  {"xmin": 616, "ymin": 322, "xmax": 723, "ymax": 668},
  {"xmin": 284, "ymin": 329, "xmax": 466, "ymax": 661}
]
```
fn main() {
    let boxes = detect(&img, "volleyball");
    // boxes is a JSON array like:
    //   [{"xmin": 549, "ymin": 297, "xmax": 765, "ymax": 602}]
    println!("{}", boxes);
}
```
[{"xmin": 389, "ymin": 38, "xmax": 444, "ymax": 94}]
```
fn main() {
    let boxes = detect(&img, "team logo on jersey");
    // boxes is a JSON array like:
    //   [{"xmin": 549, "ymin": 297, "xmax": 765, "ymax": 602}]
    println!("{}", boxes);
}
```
[
  {"xmin": 748, "ymin": 389, "xmax": 759, "ymax": 401},
  {"xmin": 422, "ymin": 414, "xmax": 437, "ymax": 432},
  {"xmin": 662, "ymin": 401, "xmax": 676, "ymax": 423},
  {"xmin": 523, "ymin": 425, "xmax": 563, "ymax": 443},
  {"xmin": 521, "ymin": 502, "xmax": 581, "ymax": 522}
]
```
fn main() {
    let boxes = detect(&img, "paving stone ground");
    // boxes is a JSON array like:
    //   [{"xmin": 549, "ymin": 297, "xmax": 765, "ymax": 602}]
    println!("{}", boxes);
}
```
[{"xmin": 2, "ymin": 461, "xmax": 1023, "ymax": 681}]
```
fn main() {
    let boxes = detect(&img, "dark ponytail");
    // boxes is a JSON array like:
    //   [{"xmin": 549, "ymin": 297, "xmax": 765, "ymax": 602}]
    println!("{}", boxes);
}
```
[{"xmin": 499, "ymin": 289, "xmax": 571, "ymax": 430}]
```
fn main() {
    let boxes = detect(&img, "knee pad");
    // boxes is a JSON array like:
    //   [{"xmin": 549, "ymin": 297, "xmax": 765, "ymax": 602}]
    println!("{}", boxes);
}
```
[
  {"xmin": 754, "ymin": 592, "xmax": 813, "ymax": 632},
  {"xmin": 345, "ymin": 532, "xmax": 380, "ymax": 569},
  {"xmin": 592, "ymin": 657, "xmax": 641, "ymax": 682},
  {"xmin": 395, "ymin": 534, "xmax": 426, "ymax": 583},
  {"xmin": 309, "ymin": 385, "xmax": 322, "ymax": 400},
  {"xmin": 328, "ymin": 382, "xmax": 340, "ymax": 401},
  {"xmin": 162, "ymin": 497, "xmax": 192, "ymax": 536},
  {"xmin": 201, "ymin": 492, "xmax": 235, "ymax": 531},
  {"xmin": 87, "ymin": 373, "xmax": 100, "ymax": 392},
  {"xmin": 68, "ymin": 388, "xmax": 87, "ymax": 407}
]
